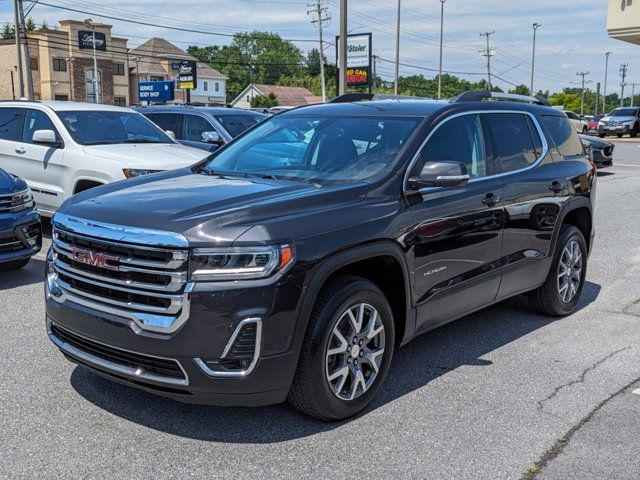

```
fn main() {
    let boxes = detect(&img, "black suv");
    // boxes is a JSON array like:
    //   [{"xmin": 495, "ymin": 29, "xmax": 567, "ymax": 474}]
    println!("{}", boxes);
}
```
[{"xmin": 45, "ymin": 91, "xmax": 595, "ymax": 420}]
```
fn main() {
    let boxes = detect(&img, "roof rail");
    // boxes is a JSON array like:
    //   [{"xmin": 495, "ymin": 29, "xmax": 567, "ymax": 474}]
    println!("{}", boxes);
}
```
[
  {"xmin": 329, "ymin": 93, "xmax": 432, "ymax": 104},
  {"xmin": 452, "ymin": 90, "xmax": 550, "ymax": 106}
]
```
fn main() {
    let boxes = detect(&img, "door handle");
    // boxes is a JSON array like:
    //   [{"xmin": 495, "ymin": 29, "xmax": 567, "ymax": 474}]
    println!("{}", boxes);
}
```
[
  {"xmin": 549, "ymin": 181, "xmax": 564, "ymax": 193},
  {"xmin": 482, "ymin": 193, "xmax": 502, "ymax": 206},
  {"xmin": 15, "ymin": 147, "xmax": 26, "ymax": 154}
]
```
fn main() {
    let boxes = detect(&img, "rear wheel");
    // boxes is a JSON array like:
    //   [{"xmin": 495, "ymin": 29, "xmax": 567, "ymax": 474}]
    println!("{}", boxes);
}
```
[
  {"xmin": 0, "ymin": 258, "xmax": 29, "ymax": 271},
  {"xmin": 617, "ymin": 133, "xmax": 623, "ymax": 138},
  {"xmin": 288, "ymin": 275, "xmax": 395, "ymax": 420},
  {"xmin": 529, "ymin": 225, "xmax": 587, "ymax": 316},
  {"xmin": 598, "ymin": 133, "xmax": 606, "ymax": 138}
]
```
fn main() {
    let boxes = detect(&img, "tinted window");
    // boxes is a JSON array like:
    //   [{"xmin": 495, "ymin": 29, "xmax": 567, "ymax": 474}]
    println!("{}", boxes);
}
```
[
  {"xmin": 215, "ymin": 114, "xmax": 264, "ymax": 138},
  {"xmin": 418, "ymin": 114, "xmax": 488, "ymax": 179},
  {"xmin": 0, "ymin": 108, "xmax": 24, "ymax": 141},
  {"xmin": 488, "ymin": 113, "xmax": 539, "ymax": 173},
  {"xmin": 610, "ymin": 108, "xmax": 639, "ymax": 117},
  {"xmin": 149, "ymin": 113, "xmax": 181, "ymax": 137},
  {"xmin": 22, "ymin": 109, "xmax": 60, "ymax": 144},
  {"xmin": 183, "ymin": 114, "xmax": 215, "ymax": 142},
  {"xmin": 542, "ymin": 115, "xmax": 584, "ymax": 157}
]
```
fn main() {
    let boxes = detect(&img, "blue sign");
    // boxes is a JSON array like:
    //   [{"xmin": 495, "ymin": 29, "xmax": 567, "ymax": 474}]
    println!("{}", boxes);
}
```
[
  {"xmin": 171, "ymin": 62, "xmax": 180, "ymax": 70},
  {"xmin": 138, "ymin": 81, "xmax": 175, "ymax": 102}
]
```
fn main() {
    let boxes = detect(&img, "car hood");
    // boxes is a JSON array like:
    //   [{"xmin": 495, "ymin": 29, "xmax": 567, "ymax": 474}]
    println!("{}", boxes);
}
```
[
  {"xmin": 0, "ymin": 168, "xmax": 28, "ymax": 195},
  {"xmin": 81, "ymin": 143, "xmax": 209, "ymax": 170},
  {"xmin": 57, "ymin": 170, "xmax": 369, "ymax": 246},
  {"xmin": 600, "ymin": 115, "xmax": 635, "ymax": 123},
  {"xmin": 579, "ymin": 134, "xmax": 613, "ymax": 149}
]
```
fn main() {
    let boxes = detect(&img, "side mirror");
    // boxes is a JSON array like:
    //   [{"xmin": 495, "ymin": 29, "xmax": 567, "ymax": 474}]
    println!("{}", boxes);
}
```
[
  {"xmin": 165, "ymin": 130, "xmax": 176, "ymax": 140},
  {"xmin": 201, "ymin": 131, "xmax": 223, "ymax": 145},
  {"xmin": 408, "ymin": 161, "xmax": 470, "ymax": 189},
  {"xmin": 32, "ymin": 129, "xmax": 60, "ymax": 147}
]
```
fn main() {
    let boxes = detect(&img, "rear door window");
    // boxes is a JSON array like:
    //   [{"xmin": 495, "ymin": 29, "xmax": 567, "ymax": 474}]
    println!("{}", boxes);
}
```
[
  {"xmin": 486, "ymin": 113, "xmax": 541, "ymax": 173},
  {"xmin": 0, "ymin": 108, "xmax": 24, "ymax": 141},
  {"xmin": 149, "ymin": 113, "xmax": 182, "ymax": 139},
  {"xmin": 542, "ymin": 115, "xmax": 584, "ymax": 157}
]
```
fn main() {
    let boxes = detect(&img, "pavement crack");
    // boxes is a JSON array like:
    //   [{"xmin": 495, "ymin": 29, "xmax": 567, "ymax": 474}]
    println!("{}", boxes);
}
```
[
  {"xmin": 522, "ymin": 375, "xmax": 640, "ymax": 480},
  {"xmin": 536, "ymin": 346, "xmax": 631, "ymax": 412}
]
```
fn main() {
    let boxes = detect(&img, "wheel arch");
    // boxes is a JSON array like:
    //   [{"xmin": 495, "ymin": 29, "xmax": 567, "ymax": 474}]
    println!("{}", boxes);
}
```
[{"xmin": 552, "ymin": 199, "xmax": 593, "ymax": 255}]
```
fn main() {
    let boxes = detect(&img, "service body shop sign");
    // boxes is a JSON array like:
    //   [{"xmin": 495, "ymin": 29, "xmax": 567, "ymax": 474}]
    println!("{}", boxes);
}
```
[
  {"xmin": 138, "ymin": 81, "xmax": 175, "ymax": 102},
  {"xmin": 177, "ymin": 60, "xmax": 197, "ymax": 90},
  {"xmin": 78, "ymin": 30, "xmax": 106, "ymax": 51},
  {"xmin": 335, "ymin": 33, "xmax": 372, "ymax": 88}
]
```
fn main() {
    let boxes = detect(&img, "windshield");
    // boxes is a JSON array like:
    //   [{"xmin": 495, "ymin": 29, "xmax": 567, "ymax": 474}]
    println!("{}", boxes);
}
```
[
  {"xmin": 610, "ymin": 108, "xmax": 639, "ymax": 117},
  {"xmin": 215, "ymin": 114, "xmax": 265, "ymax": 138},
  {"xmin": 202, "ymin": 114, "xmax": 421, "ymax": 182},
  {"xmin": 56, "ymin": 110, "xmax": 173, "ymax": 145}
]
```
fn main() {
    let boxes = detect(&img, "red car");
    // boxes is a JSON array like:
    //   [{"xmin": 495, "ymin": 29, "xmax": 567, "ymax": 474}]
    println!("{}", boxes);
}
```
[{"xmin": 584, "ymin": 115, "xmax": 603, "ymax": 133}]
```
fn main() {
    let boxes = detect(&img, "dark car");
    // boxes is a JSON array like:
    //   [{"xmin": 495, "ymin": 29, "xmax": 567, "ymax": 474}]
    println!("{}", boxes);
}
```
[
  {"xmin": 0, "ymin": 168, "xmax": 41, "ymax": 271},
  {"xmin": 135, "ymin": 105, "xmax": 266, "ymax": 152},
  {"xmin": 580, "ymin": 134, "xmax": 614, "ymax": 168},
  {"xmin": 45, "ymin": 91, "xmax": 595, "ymax": 420}
]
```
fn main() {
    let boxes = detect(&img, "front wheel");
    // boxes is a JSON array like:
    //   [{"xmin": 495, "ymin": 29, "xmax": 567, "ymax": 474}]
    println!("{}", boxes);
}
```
[
  {"xmin": 288, "ymin": 275, "xmax": 395, "ymax": 420},
  {"xmin": 582, "ymin": 126, "xmax": 588, "ymax": 134},
  {"xmin": 630, "ymin": 124, "xmax": 639, "ymax": 138},
  {"xmin": 529, "ymin": 225, "xmax": 587, "ymax": 316}
]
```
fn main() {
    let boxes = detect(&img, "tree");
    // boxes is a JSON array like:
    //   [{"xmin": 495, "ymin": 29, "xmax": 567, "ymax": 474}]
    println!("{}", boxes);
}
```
[
  {"xmin": 508, "ymin": 84, "xmax": 530, "ymax": 96},
  {"xmin": 39, "ymin": 21, "xmax": 50, "ymax": 31},
  {"xmin": 1, "ymin": 24, "xmax": 15, "ymax": 39},
  {"xmin": 549, "ymin": 92, "xmax": 581, "ymax": 113},
  {"xmin": 305, "ymin": 48, "xmax": 326, "ymax": 77},
  {"xmin": 250, "ymin": 92, "xmax": 278, "ymax": 108},
  {"xmin": 25, "ymin": 19, "xmax": 36, "ymax": 31}
]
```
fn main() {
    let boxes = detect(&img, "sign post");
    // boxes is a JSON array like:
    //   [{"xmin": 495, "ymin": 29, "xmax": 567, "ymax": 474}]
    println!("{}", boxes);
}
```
[
  {"xmin": 177, "ymin": 60, "xmax": 197, "ymax": 104},
  {"xmin": 335, "ymin": 33, "xmax": 372, "ymax": 97}
]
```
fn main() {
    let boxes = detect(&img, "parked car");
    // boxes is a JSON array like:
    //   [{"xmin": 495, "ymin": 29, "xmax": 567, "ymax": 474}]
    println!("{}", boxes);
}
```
[
  {"xmin": 564, "ymin": 110, "xmax": 589, "ymax": 133},
  {"xmin": 597, "ymin": 107, "xmax": 640, "ymax": 138},
  {"xmin": 0, "ymin": 168, "xmax": 41, "ymax": 271},
  {"xmin": 45, "ymin": 91, "xmax": 595, "ymax": 420},
  {"xmin": 0, "ymin": 101, "xmax": 210, "ymax": 216},
  {"xmin": 583, "ymin": 115, "xmax": 603, "ymax": 134},
  {"xmin": 136, "ymin": 106, "xmax": 266, "ymax": 152},
  {"xmin": 580, "ymin": 134, "xmax": 614, "ymax": 168}
]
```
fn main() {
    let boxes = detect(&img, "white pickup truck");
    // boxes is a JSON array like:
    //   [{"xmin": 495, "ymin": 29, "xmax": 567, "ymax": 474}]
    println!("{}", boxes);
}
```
[{"xmin": 0, "ymin": 100, "xmax": 210, "ymax": 216}]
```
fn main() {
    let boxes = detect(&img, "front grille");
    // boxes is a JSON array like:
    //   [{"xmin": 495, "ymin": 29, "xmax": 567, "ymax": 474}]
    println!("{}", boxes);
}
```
[
  {"xmin": 0, "ymin": 190, "xmax": 34, "ymax": 214},
  {"xmin": 50, "ymin": 221, "xmax": 190, "ymax": 332},
  {"xmin": 50, "ymin": 323, "xmax": 187, "ymax": 383},
  {"xmin": 0, "ymin": 223, "xmax": 40, "ymax": 253}
]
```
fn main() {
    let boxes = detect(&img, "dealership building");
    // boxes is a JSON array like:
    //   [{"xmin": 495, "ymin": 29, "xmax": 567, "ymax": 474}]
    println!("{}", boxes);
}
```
[{"xmin": 607, "ymin": 0, "xmax": 640, "ymax": 44}]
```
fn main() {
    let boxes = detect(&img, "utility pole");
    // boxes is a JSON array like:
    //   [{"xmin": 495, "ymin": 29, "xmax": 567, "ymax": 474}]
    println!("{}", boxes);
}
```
[
  {"xmin": 85, "ymin": 19, "xmax": 100, "ymax": 103},
  {"xmin": 576, "ymin": 71, "xmax": 590, "ymax": 117},
  {"xmin": 479, "ymin": 31, "xmax": 495, "ymax": 90},
  {"xmin": 630, "ymin": 82, "xmax": 640, "ymax": 106},
  {"xmin": 530, "ymin": 23, "xmax": 541, "ymax": 96},
  {"xmin": 603, "ymin": 52, "xmax": 612, "ymax": 113},
  {"xmin": 17, "ymin": 0, "xmax": 33, "ymax": 99},
  {"xmin": 13, "ymin": 0, "xmax": 24, "ymax": 98},
  {"xmin": 595, "ymin": 82, "xmax": 601, "ymax": 115},
  {"xmin": 394, "ymin": 0, "xmax": 401, "ymax": 95},
  {"xmin": 372, "ymin": 54, "xmax": 378, "ymax": 93},
  {"xmin": 308, "ymin": 0, "xmax": 330, "ymax": 103},
  {"xmin": 620, "ymin": 62, "xmax": 628, "ymax": 107},
  {"xmin": 338, "ymin": 0, "xmax": 347, "ymax": 95},
  {"xmin": 437, "ymin": 0, "xmax": 446, "ymax": 99}
]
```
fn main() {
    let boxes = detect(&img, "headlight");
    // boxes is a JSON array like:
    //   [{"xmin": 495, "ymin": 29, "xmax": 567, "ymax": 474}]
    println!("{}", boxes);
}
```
[
  {"xmin": 9, "ymin": 189, "xmax": 34, "ymax": 212},
  {"xmin": 123, "ymin": 169, "xmax": 163, "ymax": 178},
  {"xmin": 190, "ymin": 245, "xmax": 294, "ymax": 281}
]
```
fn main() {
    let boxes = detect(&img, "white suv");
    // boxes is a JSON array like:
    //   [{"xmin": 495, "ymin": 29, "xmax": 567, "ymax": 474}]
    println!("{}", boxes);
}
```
[
  {"xmin": 0, "ymin": 101, "xmax": 210, "ymax": 216},
  {"xmin": 563, "ymin": 110, "xmax": 589, "ymax": 134}
]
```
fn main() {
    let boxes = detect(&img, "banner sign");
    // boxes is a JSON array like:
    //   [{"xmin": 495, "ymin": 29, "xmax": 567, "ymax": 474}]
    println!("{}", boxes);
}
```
[
  {"xmin": 78, "ymin": 31, "xmax": 106, "ymax": 51},
  {"xmin": 335, "ymin": 33, "xmax": 372, "ymax": 88},
  {"xmin": 138, "ymin": 81, "xmax": 175, "ymax": 102},
  {"xmin": 177, "ymin": 60, "xmax": 197, "ymax": 90}
]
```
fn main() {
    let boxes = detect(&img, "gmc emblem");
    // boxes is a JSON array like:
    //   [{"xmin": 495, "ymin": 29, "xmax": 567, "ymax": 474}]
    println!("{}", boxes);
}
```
[{"xmin": 71, "ymin": 247, "xmax": 119, "ymax": 271}]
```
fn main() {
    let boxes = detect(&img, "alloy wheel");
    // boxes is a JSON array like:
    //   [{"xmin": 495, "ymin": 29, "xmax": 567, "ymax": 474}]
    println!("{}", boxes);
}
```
[
  {"xmin": 325, "ymin": 303, "xmax": 385, "ymax": 401},
  {"xmin": 557, "ymin": 240, "xmax": 583, "ymax": 303}
]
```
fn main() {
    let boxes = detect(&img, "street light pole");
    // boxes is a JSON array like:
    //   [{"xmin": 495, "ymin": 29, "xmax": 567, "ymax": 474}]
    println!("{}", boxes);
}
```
[
  {"xmin": 338, "ymin": 0, "xmax": 347, "ymax": 95},
  {"xmin": 85, "ymin": 19, "xmax": 100, "ymax": 103},
  {"xmin": 437, "ymin": 0, "xmax": 446, "ymax": 99},
  {"xmin": 394, "ymin": 0, "xmax": 401, "ymax": 95},
  {"xmin": 603, "ymin": 52, "xmax": 612, "ymax": 113},
  {"xmin": 530, "ymin": 23, "xmax": 541, "ymax": 96}
]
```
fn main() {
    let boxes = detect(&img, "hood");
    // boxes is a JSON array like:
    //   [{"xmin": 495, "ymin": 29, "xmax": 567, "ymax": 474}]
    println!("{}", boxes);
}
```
[
  {"xmin": 600, "ymin": 115, "xmax": 635, "ymax": 123},
  {"xmin": 82, "ymin": 142, "xmax": 209, "ymax": 170},
  {"xmin": 58, "ymin": 170, "xmax": 369, "ymax": 246},
  {"xmin": 0, "ymin": 168, "xmax": 28, "ymax": 195},
  {"xmin": 579, "ymin": 134, "xmax": 613, "ymax": 149}
]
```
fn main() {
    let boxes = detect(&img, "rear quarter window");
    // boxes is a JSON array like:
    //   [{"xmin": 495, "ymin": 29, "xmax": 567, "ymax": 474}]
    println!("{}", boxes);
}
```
[{"xmin": 542, "ymin": 115, "xmax": 584, "ymax": 157}]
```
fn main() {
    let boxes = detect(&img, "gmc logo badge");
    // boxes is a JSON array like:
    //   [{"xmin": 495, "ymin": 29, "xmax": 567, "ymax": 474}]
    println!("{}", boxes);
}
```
[{"xmin": 71, "ymin": 247, "xmax": 119, "ymax": 271}]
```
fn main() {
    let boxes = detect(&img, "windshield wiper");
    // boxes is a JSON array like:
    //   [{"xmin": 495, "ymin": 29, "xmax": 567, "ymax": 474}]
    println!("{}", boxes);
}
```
[
  {"xmin": 121, "ymin": 138, "xmax": 164, "ymax": 144},
  {"xmin": 243, "ymin": 173, "xmax": 278, "ymax": 180}
]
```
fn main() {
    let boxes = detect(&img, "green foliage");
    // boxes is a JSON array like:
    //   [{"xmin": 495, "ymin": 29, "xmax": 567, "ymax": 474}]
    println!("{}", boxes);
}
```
[
  {"xmin": 1, "ymin": 24, "xmax": 15, "ymax": 39},
  {"xmin": 39, "ymin": 21, "xmax": 50, "ymax": 31},
  {"xmin": 549, "ymin": 92, "xmax": 581, "ymax": 112},
  {"xmin": 250, "ymin": 92, "xmax": 278, "ymax": 108},
  {"xmin": 509, "ymin": 84, "xmax": 530, "ymax": 95},
  {"xmin": 25, "ymin": 19, "xmax": 36, "ymax": 31}
]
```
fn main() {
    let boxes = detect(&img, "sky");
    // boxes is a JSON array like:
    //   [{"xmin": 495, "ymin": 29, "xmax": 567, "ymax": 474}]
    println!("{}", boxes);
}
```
[{"xmin": 1, "ymin": 0, "xmax": 639, "ymax": 95}]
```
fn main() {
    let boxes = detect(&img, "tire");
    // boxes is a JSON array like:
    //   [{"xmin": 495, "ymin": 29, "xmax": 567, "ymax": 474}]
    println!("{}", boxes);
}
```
[
  {"xmin": 630, "ymin": 124, "xmax": 639, "ymax": 138},
  {"xmin": 529, "ymin": 225, "xmax": 587, "ymax": 316},
  {"xmin": 617, "ymin": 133, "xmax": 623, "ymax": 138},
  {"xmin": 598, "ymin": 133, "xmax": 606, "ymax": 138},
  {"xmin": 582, "ymin": 126, "xmax": 588, "ymax": 134},
  {"xmin": 0, "ymin": 258, "xmax": 29, "ymax": 271},
  {"xmin": 288, "ymin": 274, "xmax": 395, "ymax": 421}
]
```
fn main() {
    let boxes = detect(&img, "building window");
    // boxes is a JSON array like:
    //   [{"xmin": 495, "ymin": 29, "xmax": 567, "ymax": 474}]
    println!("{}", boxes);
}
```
[
  {"xmin": 53, "ymin": 58, "xmax": 67, "ymax": 72},
  {"xmin": 150, "ymin": 76, "xmax": 164, "ymax": 82},
  {"xmin": 114, "ymin": 96, "xmax": 126, "ymax": 107},
  {"xmin": 113, "ymin": 63, "xmax": 125, "ymax": 76},
  {"xmin": 215, "ymin": 82, "xmax": 220, "ymax": 92},
  {"xmin": 204, "ymin": 81, "xmax": 208, "ymax": 92},
  {"xmin": 54, "ymin": 95, "xmax": 69, "ymax": 101},
  {"xmin": 30, "ymin": 57, "xmax": 38, "ymax": 71},
  {"xmin": 85, "ymin": 69, "xmax": 101, "ymax": 103}
]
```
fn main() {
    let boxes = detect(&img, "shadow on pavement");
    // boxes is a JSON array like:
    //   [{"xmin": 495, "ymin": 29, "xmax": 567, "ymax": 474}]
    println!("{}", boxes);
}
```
[
  {"xmin": 0, "ymin": 257, "xmax": 46, "ymax": 288},
  {"xmin": 70, "ymin": 282, "xmax": 601, "ymax": 442}
]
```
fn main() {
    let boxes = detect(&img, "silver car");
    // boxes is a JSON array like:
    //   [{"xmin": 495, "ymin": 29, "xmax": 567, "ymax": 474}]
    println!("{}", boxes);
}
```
[{"xmin": 597, "ymin": 107, "xmax": 640, "ymax": 138}]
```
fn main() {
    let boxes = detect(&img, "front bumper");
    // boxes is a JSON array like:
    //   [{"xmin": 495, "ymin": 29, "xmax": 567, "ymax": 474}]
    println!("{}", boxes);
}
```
[
  {"xmin": 598, "ymin": 124, "xmax": 632, "ymax": 135},
  {"xmin": 0, "ymin": 209, "xmax": 41, "ymax": 264},
  {"xmin": 45, "ymin": 269, "xmax": 306, "ymax": 407}
]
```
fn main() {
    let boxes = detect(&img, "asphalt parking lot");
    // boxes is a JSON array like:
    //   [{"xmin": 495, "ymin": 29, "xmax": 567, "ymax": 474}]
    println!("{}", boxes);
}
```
[{"xmin": 2, "ymin": 140, "xmax": 640, "ymax": 479}]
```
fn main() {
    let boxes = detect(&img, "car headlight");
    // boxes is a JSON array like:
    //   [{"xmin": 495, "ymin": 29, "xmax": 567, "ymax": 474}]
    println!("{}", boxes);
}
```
[
  {"xmin": 190, "ymin": 245, "xmax": 293, "ymax": 281},
  {"xmin": 123, "ymin": 169, "xmax": 163, "ymax": 178},
  {"xmin": 10, "ymin": 189, "xmax": 34, "ymax": 212}
]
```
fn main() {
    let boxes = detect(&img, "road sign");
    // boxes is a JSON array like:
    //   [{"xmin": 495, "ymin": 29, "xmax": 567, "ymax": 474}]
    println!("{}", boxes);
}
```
[{"xmin": 138, "ymin": 81, "xmax": 175, "ymax": 102}]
